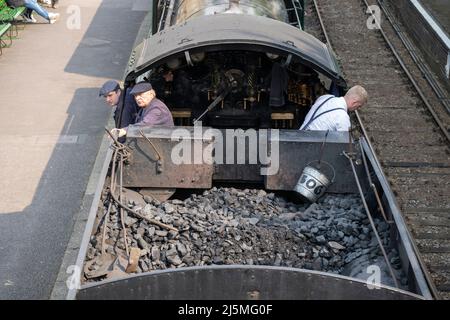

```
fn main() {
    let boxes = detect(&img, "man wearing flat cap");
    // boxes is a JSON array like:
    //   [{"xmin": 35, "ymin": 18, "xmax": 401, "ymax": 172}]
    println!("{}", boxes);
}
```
[
  {"xmin": 111, "ymin": 81, "xmax": 174, "ymax": 138},
  {"xmin": 99, "ymin": 80, "xmax": 139, "ymax": 129}
]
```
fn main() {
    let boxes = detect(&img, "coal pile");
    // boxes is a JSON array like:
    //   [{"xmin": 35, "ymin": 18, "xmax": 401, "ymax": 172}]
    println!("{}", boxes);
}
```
[{"xmin": 84, "ymin": 187, "xmax": 406, "ymax": 286}]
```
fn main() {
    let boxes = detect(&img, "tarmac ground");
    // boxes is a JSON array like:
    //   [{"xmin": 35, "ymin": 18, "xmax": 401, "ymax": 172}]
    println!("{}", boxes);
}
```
[{"xmin": 0, "ymin": 0, "xmax": 150, "ymax": 299}]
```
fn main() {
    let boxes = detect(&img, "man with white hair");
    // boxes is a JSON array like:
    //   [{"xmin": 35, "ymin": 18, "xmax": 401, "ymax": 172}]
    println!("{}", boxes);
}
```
[
  {"xmin": 110, "ymin": 81, "xmax": 174, "ymax": 138},
  {"xmin": 299, "ymin": 85, "xmax": 368, "ymax": 131}
]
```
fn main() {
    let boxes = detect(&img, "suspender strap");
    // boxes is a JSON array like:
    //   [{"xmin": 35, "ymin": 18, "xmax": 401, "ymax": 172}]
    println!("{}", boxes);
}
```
[
  {"xmin": 301, "ymin": 96, "xmax": 346, "ymax": 130},
  {"xmin": 300, "ymin": 96, "xmax": 334, "ymax": 130},
  {"xmin": 307, "ymin": 108, "xmax": 347, "ymax": 130}
]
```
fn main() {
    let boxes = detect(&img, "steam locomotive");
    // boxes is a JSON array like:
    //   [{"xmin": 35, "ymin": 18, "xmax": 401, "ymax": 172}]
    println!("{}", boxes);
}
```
[
  {"xmin": 118, "ymin": 0, "xmax": 355, "ymax": 197},
  {"xmin": 69, "ymin": 1, "xmax": 427, "ymax": 300},
  {"xmin": 124, "ymin": 0, "xmax": 344, "ymax": 130}
]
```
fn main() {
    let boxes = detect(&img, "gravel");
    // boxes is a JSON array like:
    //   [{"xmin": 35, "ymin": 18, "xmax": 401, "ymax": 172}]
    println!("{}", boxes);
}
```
[{"xmin": 85, "ymin": 187, "xmax": 407, "ymax": 287}]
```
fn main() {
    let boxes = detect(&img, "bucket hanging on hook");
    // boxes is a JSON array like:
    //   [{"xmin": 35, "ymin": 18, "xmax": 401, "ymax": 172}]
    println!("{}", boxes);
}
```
[{"xmin": 294, "ymin": 130, "xmax": 336, "ymax": 202}]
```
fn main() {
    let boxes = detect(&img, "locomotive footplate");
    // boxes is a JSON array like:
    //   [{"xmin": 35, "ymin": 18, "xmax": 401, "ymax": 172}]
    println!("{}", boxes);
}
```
[
  {"xmin": 123, "ymin": 126, "xmax": 214, "ymax": 189},
  {"xmin": 123, "ymin": 126, "xmax": 365, "ymax": 194}
]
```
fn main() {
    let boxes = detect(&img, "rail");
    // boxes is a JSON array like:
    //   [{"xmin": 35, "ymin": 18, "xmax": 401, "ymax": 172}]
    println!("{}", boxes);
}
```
[
  {"xmin": 361, "ymin": 0, "xmax": 450, "ymax": 147},
  {"xmin": 312, "ymin": 0, "xmax": 439, "ymax": 299},
  {"xmin": 378, "ymin": 0, "xmax": 450, "ymax": 114}
]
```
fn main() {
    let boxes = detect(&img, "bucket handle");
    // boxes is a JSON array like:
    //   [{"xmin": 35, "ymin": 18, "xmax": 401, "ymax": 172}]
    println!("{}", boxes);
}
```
[{"xmin": 306, "ymin": 160, "xmax": 336, "ymax": 183}]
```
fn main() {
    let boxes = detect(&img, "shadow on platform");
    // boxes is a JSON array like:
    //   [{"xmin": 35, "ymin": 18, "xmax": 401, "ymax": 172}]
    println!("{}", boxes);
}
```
[
  {"xmin": 0, "ymin": 0, "xmax": 147, "ymax": 299},
  {"xmin": 64, "ymin": 0, "xmax": 147, "ymax": 79}
]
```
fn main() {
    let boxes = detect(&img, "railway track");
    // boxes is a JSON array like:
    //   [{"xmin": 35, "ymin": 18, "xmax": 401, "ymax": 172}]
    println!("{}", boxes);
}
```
[
  {"xmin": 51, "ymin": 1, "xmax": 445, "ymax": 300},
  {"xmin": 310, "ymin": 0, "xmax": 450, "ymax": 299}
]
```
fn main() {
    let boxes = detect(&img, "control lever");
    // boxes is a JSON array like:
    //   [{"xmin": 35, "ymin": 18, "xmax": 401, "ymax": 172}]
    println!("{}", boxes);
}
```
[{"xmin": 193, "ymin": 87, "xmax": 231, "ymax": 124}]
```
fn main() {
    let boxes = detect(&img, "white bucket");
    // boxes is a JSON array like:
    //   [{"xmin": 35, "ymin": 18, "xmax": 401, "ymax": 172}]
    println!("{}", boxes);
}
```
[{"xmin": 294, "ymin": 161, "xmax": 335, "ymax": 202}]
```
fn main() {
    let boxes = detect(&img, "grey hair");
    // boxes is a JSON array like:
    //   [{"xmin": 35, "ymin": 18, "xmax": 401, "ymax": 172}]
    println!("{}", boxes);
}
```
[{"xmin": 345, "ymin": 85, "xmax": 368, "ymax": 104}]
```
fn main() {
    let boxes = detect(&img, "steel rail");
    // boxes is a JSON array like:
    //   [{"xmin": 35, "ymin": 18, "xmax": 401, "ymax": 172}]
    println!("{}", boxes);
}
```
[
  {"xmin": 312, "ymin": 0, "xmax": 331, "ymax": 45},
  {"xmin": 360, "ymin": 138, "xmax": 435, "ymax": 299},
  {"xmin": 359, "ymin": 0, "xmax": 446, "ymax": 299},
  {"xmin": 314, "ymin": 0, "xmax": 400, "ymax": 289},
  {"xmin": 375, "ymin": 0, "xmax": 450, "ymax": 114},
  {"xmin": 360, "ymin": 0, "xmax": 450, "ymax": 144},
  {"xmin": 312, "ymin": 0, "xmax": 439, "ymax": 299}
]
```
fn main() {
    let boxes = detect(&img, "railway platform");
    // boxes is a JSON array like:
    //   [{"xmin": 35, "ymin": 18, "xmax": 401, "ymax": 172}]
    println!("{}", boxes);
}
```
[{"xmin": 0, "ymin": 0, "xmax": 150, "ymax": 299}]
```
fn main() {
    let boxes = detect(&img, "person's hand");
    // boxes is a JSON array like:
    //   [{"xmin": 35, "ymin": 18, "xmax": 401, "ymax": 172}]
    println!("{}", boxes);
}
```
[{"xmin": 110, "ymin": 128, "xmax": 127, "ymax": 138}]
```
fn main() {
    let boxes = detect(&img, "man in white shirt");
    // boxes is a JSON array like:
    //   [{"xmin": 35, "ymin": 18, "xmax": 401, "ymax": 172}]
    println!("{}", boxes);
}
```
[{"xmin": 300, "ymin": 85, "xmax": 368, "ymax": 131}]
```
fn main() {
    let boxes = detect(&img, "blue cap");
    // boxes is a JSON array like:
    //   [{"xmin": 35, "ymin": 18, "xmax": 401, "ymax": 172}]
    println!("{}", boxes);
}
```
[
  {"xmin": 99, "ymin": 80, "xmax": 120, "ymax": 97},
  {"xmin": 130, "ymin": 81, "xmax": 153, "ymax": 95}
]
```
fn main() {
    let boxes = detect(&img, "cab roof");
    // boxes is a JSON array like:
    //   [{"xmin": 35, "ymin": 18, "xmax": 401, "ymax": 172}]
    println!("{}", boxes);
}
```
[{"xmin": 124, "ymin": 13, "xmax": 345, "ymax": 86}]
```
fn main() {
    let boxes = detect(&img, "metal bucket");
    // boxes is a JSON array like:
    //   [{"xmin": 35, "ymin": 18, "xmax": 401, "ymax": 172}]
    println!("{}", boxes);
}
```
[{"xmin": 294, "ymin": 161, "xmax": 335, "ymax": 202}]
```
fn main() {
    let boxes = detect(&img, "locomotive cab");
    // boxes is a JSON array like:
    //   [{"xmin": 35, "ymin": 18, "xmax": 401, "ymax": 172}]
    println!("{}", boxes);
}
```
[
  {"xmin": 145, "ymin": 48, "xmax": 340, "ymax": 130},
  {"xmin": 119, "ymin": 1, "xmax": 354, "ymax": 193},
  {"xmin": 123, "ymin": 1, "xmax": 346, "ymax": 131}
]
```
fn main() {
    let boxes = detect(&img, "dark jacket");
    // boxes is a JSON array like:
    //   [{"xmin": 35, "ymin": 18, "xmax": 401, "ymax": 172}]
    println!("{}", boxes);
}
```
[
  {"xmin": 114, "ymin": 87, "xmax": 139, "ymax": 128},
  {"xmin": 6, "ymin": 0, "xmax": 25, "ymax": 8}
]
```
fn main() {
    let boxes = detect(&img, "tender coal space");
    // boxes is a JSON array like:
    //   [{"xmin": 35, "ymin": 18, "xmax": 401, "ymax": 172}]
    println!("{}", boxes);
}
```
[{"xmin": 84, "ymin": 187, "xmax": 407, "ymax": 288}]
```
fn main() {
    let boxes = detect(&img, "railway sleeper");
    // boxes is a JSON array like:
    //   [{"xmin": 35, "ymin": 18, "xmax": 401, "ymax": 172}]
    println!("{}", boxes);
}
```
[
  {"xmin": 344, "ymin": 68, "xmax": 405, "ymax": 79},
  {"xmin": 386, "ymin": 167, "xmax": 450, "ymax": 175},
  {"xmin": 392, "ymin": 183, "xmax": 450, "ymax": 195},
  {"xmin": 362, "ymin": 106, "xmax": 430, "ymax": 117},
  {"xmin": 400, "ymin": 200, "xmax": 450, "ymax": 212},
  {"xmin": 362, "ymin": 102, "xmax": 420, "ymax": 110},
  {"xmin": 410, "ymin": 225, "xmax": 450, "ymax": 240},
  {"xmin": 370, "ymin": 134, "xmax": 446, "ymax": 147},
  {"xmin": 421, "ymin": 253, "xmax": 450, "ymax": 271},
  {"xmin": 392, "ymin": 183, "xmax": 450, "ymax": 194},
  {"xmin": 395, "ymin": 191, "xmax": 450, "ymax": 205},
  {"xmin": 359, "ymin": 112, "xmax": 436, "ymax": 126},
  {"xmin": 360, "ymin": 118, "xmax": 433, "ymax": 131},
  {"xmin": 368, "ymin": 128, "xmax": 439, "ymax": 136},
  {"xmin": 415, "ymin": 239, "xmax": 450, "ymax": 254},
  {"xmin": 405, "ymin": 215, "xmax": 450, "ymax": 228},
  {"xmin": 376, "ymin": 150, "xmax": 450, "ymax": 165}
]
